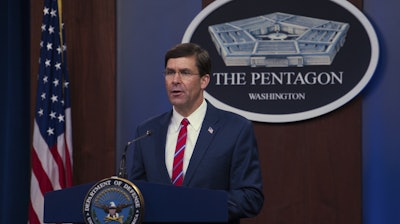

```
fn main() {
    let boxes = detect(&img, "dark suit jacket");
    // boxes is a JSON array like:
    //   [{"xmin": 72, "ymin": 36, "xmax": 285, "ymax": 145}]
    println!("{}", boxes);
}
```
[{"xmin": 128, "ymin": 102, "xmax": 264, "ymax": 222}]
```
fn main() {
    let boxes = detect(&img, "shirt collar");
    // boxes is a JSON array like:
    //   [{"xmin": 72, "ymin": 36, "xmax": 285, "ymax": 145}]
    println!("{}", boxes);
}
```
[{"xmin": 172, "ymin": 100, "xmax": 207, "ymax": 132}]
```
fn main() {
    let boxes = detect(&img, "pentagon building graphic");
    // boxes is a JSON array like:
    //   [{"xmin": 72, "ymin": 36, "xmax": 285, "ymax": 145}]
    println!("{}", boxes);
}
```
[{"xmin": 208, "ymin": 12, "xmax": 350, "ymax": 67}]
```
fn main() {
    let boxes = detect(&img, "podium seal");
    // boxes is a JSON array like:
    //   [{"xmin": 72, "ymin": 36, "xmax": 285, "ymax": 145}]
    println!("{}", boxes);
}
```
[{"xmin": 83, "ymin": 176, "xmax": 144, "ymax": 224}]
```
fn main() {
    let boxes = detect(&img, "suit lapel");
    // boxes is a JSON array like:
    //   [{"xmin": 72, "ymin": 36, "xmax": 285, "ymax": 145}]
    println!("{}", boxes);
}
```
[
  {"xmin": 183, "ymin": 104, "xmax": 220, "ymax": 186},
  {"xmin": 153, "ymin": 112, "xmax": 173, "ymax": 184}
]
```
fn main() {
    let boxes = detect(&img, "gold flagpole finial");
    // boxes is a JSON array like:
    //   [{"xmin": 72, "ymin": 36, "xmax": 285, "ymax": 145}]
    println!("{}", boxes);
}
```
[
  {"xmin": 57, "ymin": 0, "xmax": 64, "ymax": 50},
  {"xmin": 57, "ymin": 0, "xmax": 64, "ymax": 63}
]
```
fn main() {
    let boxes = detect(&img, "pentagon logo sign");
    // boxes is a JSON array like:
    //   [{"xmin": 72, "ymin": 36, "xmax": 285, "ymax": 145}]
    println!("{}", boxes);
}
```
[{"xmin": 183, "ymin": 0, "xmax": 379, "ymax": 122}]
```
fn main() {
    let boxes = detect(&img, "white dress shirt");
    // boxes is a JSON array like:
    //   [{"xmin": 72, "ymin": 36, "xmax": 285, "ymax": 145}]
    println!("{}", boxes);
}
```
[{"xmin": 165, "ymin": 100, "xmax": 207, "ymax": 179}]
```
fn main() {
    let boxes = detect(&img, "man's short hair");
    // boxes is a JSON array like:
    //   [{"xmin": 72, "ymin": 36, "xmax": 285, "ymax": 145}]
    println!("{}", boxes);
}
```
[{"xmin": 164, "ymin": 43, "xmax": 211, "ymax": 77}]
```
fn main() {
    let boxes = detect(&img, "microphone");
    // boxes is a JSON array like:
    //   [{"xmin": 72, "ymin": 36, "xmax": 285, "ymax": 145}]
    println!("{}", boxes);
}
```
[{"xmin": 117, "ymin": 130, "xmax": 152, "ymax": 178}]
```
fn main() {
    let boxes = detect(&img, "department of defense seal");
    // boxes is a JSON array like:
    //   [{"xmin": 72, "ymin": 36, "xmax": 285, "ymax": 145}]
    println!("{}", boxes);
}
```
[{"xmin": 83, "ymin": 177, "xmax": 144, "ymax": 224}]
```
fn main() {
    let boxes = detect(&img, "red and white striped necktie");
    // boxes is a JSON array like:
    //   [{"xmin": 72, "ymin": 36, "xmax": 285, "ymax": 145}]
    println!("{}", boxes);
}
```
[{"xmin": 171, "ymin": 118, "xmax": 189, "ymax": 186}]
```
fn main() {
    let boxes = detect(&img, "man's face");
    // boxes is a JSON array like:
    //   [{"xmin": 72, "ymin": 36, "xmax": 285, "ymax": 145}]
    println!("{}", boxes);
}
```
[{"xmin": 165, "ymin": 56, "xmax": 209, "ymax": 116}]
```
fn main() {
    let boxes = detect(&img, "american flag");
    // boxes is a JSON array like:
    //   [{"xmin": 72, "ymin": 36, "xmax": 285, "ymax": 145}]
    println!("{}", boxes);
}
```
[{"xmin": 29, "ymin": 0, "xmax": 73, "ymax": 223}]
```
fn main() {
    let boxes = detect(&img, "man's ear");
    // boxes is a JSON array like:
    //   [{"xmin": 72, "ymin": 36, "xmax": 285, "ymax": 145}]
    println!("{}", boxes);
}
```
[{"xmin": 201, "ymin": 74, "xmax": 210, "ymax": 89}]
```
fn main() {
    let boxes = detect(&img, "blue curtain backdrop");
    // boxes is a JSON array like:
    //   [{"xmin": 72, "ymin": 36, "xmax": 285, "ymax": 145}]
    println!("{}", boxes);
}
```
[
  {"xmin": 363, "ymin": 0, "xmax": 400, "ymax": 223},
  {"xmin": 0, "ymin": 0, "xmax": 30, "ymax": 222},
  {"xmin": 116, "ymin": 0, "xmax": 202, "ymax": 170}
]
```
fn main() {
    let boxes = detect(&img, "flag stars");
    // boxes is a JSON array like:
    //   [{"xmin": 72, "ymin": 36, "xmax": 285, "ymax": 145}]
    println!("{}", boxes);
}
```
[
  {"xmin": 48, "ymin": 25, "xmax": 54, "ymax": 34},
  {"xmin": 46, "ymin": 127, "xmax": 54, "ymax": 136},
  {"xmin": 49, "ymin": 111, "xmax": 57, "ymax": 119},
  {"xmin": 57, "ymin": 114, "xmax": 65, "ymax": 123},
  {"xmin": 50, "ymin": 9, "xmax": 57, "ymax": 17},
  {"xmin": 55, "ymin": 62, "xmax": 61, "ymax": 70},
  {"xmin": 53, "ymin": 78, "xmax": 59, "ymax": 87},
  {"xmin": 38, "ymin": 109, "xmax": 44, "ymax": 117},
  {"xmin": 43, "ymin": 7, "xmax": 49, "ymax": 15},
  {"xmin": 51, "ymin": 94, "xmax": 58, "ymax": 103},
  {"xmin": 45, "ymin": 59, "xmax": 51, "ymax": 67},
  {"xmin": 57, "ymin": 46, "xmax": 62, "ymax": 54},
  {"xmin": 46, "ymin": 42, "xmax": 53, "ymax": 51},
  {"xmin": 35, "ymin": 2, "xmax": 72, "ymax": 156},
  {"xmin": 64, "ymin": 81, "xmax": 69, "ymax": 88}
]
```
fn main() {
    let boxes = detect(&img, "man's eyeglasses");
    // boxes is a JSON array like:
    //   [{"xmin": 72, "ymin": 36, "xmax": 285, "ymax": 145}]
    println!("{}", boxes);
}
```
[{"xmin": 163, "ymin": 69, "xmax": 198, "ymax": 78}]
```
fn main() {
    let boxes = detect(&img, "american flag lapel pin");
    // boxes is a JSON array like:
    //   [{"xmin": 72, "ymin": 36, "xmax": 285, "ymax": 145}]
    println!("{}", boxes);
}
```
[{"xmin": 208, "ymin": 127, "xmax": 214, "ymax": 134}]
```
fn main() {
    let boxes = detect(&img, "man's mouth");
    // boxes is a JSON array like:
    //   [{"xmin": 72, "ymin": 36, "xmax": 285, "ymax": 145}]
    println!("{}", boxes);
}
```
[{"xmin": 171, "ymin": 89, "xmax": 183, "ymax": 96}]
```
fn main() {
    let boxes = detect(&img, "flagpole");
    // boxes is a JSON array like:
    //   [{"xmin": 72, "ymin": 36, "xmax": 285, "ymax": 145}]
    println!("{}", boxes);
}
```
[{"xmin": 57, "ymin": 0, "xmax": 64, "ymax": 62}]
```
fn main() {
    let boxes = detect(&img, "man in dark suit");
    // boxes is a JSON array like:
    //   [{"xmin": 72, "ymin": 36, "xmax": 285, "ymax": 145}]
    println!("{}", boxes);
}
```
[{"xmin": 128, "ymin": 43, "xmax": 263, "ymax": 223}]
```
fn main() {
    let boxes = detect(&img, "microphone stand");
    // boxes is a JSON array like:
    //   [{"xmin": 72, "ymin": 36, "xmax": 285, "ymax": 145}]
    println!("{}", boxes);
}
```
[{"xmin": 117, "ymin": 130, "xmax": 151, "ymax": 178}]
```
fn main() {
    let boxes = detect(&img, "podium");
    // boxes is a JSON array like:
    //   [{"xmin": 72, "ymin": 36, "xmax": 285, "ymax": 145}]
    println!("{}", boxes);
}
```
[{"xmin": 44, "ymin": 179, "xmax": 228, "ymax": 223}]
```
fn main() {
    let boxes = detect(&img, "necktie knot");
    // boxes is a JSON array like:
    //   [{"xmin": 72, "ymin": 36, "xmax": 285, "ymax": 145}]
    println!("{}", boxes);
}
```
[{"xmin": 181, "ymin": 118, "xmax": 189, "ymax": 127}]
